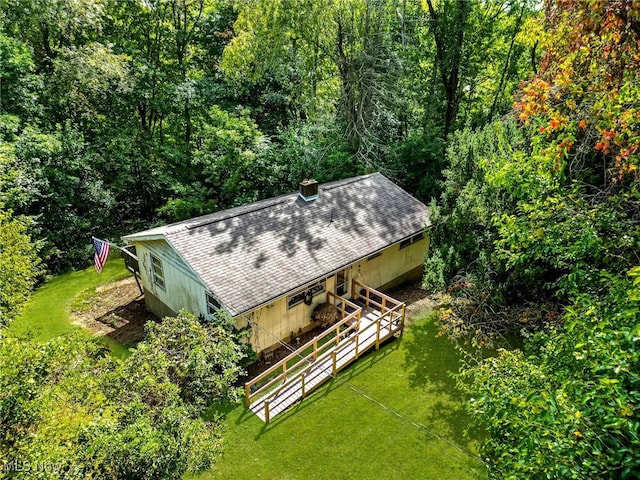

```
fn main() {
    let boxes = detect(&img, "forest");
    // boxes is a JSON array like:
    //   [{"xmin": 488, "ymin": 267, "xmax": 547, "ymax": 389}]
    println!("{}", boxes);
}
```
[{"xmin": 1, "ymin": 0, "xmax": 639, "ymax": 478}]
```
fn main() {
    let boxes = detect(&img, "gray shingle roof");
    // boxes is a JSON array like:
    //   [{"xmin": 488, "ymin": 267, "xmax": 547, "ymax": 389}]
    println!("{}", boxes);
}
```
[{"xmin": 124, "ymin": 173, "xmax": 430, "ymax": 316}]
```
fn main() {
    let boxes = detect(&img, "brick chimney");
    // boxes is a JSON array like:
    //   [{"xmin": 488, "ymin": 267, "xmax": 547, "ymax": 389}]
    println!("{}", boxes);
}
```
[{"xmin": 298, "ymin": 179, "xmax": 319, "ymax": 202}]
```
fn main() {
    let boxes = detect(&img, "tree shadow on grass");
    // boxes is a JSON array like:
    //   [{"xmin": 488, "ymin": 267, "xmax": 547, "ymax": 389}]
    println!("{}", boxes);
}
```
[
  {"xmin": 402, "ymin": 315, "xmax": 458, "ymax": 389},
  {"xmin": 247, "ymin": 339, "xmax": 401, "ymax": 437},
  {"xmin": 204, "ymin": 399, "xmax": 242, "ymax": 423},
  {"xmin": 401, "ymin": 314, "xmax": 483, "ymax": 452}
]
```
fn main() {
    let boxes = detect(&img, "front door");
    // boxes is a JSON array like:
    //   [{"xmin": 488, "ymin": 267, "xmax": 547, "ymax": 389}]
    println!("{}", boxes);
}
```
[{"xmin": 336, "ymin": 269, "xmax": 348, "ymax": 297}]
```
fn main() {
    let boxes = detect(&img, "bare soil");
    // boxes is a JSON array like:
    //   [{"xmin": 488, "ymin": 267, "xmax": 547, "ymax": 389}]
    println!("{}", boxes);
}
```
[
  {"xmin": 69, "ymin": 277, "xmax": 158, "ymax": 346},
  {"xmin": 69, "ymin": 277, "xmax": 434, "ymax": 373},
  {"xmin": 387, "ymin": 279, "xmax": 437, "ymax": 319}
]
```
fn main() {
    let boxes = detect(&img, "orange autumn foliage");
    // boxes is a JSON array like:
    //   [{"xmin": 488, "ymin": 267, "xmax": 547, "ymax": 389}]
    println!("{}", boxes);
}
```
[{"xmin": 514, "ymin": 0, "xmax": 640, "ymax": 179}]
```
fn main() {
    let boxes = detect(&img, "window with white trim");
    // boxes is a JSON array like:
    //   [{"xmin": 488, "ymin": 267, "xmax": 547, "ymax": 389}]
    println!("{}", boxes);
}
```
[
  {"xmin": 287, "ymin": 279, "xmax": 326, "ymax": 309},
  {"xmin": 151, "ymin": 255, "xmax": 165, "ymax": 289}
]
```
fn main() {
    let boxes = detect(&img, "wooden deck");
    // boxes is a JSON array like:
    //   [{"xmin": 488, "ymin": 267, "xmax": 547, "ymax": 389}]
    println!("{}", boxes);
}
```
[{"xmin": 244, "ymin": 281, "xmax": 405, "ymax": 423}]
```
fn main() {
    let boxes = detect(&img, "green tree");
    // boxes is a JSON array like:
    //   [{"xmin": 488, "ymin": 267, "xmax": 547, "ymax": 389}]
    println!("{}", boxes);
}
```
[
  {"xmin": 0, "ymin": 124, "xmax": 115, "ymax": 272},
  {"xmin": 0, "ymin": 34, "xmax": 42, "ymax": 121},
  {"xmin": 1, "ymin": 0, "xmax": 106, "ymax": 74},
  {"xmin": 223, "ymin": 0, "xmax": 406, "ymax": 166},
  {"xmin": 122, "ymin": 309, "xmax": 245, "ymax": 409},
  {"xmin": 0, "ymin": 208, "xmax": 41, "ymax": 328},
  {"xmin": 458, "ymin": 272, "xmax": 640, "ymax": 478},
  {"xmin": 1, "ymin": 310, "xmax": 245, "ymax": 478},
  {"xmin": 433, "ymin": 1, "xmax": 640, "ymax": 477}
]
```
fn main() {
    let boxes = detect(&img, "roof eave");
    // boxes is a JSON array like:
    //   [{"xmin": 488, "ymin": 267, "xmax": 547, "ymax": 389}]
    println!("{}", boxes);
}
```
[
  {"xmin": 232, "ymin": 224, "xmax": 430, "ymax": 318},
  {"xmin": 121, "ymin": 233, "xmax": 166, "ymax": 243}
]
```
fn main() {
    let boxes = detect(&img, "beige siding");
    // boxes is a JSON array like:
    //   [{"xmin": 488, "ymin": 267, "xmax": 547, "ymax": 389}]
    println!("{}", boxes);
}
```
[
  {"xmin": 240, "ymin": 234, "xmax": 429, "ymax": 354},
  {"xmin": 355, "ymin": 234, "xmax": 429, "ymax": 290},
  {"xmin": 238, "ymin": 279, "xmax": 330, "ymax": 353}
]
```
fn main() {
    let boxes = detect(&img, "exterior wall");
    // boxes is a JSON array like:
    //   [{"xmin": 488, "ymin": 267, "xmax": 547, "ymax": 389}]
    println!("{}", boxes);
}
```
[
  {"xmin": 134, "ymin": 240, "xmax": 209, "ymax": 320},
  {"xmin": 238, "ymin": 277, "xmax": 333, "ymax": 354},
  {"xmin": 240, "ymin": 233, "xmax": 429, "ymax": 354},
  {"xmin": 355, "ymin": 234, "xmax": 429, "ymax": 291},
  {"xmin": 133, "ymin": 233, "xmax": 428, "ymax": 354}
]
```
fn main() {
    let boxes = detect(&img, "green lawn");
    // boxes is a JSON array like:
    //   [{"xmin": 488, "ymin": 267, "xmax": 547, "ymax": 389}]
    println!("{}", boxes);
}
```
[
  {"xmin": 12, "ymin": 264, "xmax": 486, "ymax": 479},
  {"xmin": 193, "ymin": 310, "xmax": 487, "ymax": 480},
  {"xmin": 8, "ymin": 256, "xmax": 132, "ymax": 357}
]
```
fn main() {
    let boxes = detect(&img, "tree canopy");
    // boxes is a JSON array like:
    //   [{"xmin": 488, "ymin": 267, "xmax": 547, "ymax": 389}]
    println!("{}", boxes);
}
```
[
  {"xmin": 2, "ymin": 0, "xmax": 639, "ymax": 477},
  {"xmin": 1, "ymin": 310, "xmax": 245, "ymax": 478},
  {"xmin": 0, "ymin": 0, "xmax": 536, "ymax": 273},
  {"xmin": 424, "ymin": 1, "xmax": 640, "ymax": 477}
]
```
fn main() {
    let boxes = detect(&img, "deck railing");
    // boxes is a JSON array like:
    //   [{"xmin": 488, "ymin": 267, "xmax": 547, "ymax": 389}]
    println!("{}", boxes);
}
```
[
  {"xmin": 244, "ymin": 294, "xmax": 362, "ymax": 407},
  {"xmin": 352, "ymin": 279, "xmax": 406, "ymax": 339},
  {"xmin": 352, "ymin": 279, "xmax": 403, "ymax": 314},
  {"xmin": 245, "ymin": 282, "xmax": 406, "ymax": 423}
]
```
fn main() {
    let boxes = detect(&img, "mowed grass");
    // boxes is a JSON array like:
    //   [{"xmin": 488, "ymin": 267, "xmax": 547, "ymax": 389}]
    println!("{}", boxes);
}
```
[
  {"xmin": 12, "ymin": 264, "xmax": 486, "ymax": 478},
  {"xmin": 193, "ymin": 310, "xmax": 487, "ymax": 480},
  {"xmin": 8, "ymin": 256, "xmax": 132, "ymax": 357}
]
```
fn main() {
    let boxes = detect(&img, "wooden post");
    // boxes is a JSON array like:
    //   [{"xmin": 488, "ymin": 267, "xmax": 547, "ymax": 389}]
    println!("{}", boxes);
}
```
[
  {"xmin": 245, "ymin": 383, "xmax": 251, "ymax": 407},
  {"xmin": 313, "ymin": 339, "xmax": 318, "ymax": 360},
  {"xmin": 382, "ymin": 297, "xmax": 386, "ymax": 314},
  {"xmin": 283, "ymin": 362, "xmax": 287, "ymax": 382},
  {"xmin": 375, "ymin": 320, "xmax": 381, "ymax": 350},
  {"xmin": 332, "ymin": 351, "xmax": 337, "ymax": 376},
  {"xmin": 401, "ymin": 304, "xmax": 406, "ymax": 336},
  {"xmin": 301, "ymin": 373, "xmax": 306, "ymax": 399},
  {"xmin": 355, "ymin": 334, "xmax": 359, "ymax": 359},
  {"xmin": 264, "ymin": 400, "xmax": 270, "ymax": 424}
]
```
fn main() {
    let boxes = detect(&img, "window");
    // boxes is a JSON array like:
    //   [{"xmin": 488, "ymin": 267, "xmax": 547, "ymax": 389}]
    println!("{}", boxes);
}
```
[
  {"xmin": 287, "ymin": 279, "xmax": 326, "ymax": 309},
  {"xmin": 151, "ymin": 255, "xmax": 165, "ymax": 289},
  {"xmin": 287, "ymin": 290, "xmax": 307, "ymax": 309},
  {"xmin": 335, "ymin": 269, "xmax": 347, "ymax": 296},
  {"xmin": 206, "ymin": 293, "xmax": 221, "ymax": 315},
  {"xmin": 412, "ymin": 232, "xmax": 425, "ymax": 243},
  {"xmin": 399, "ymin": 238, "xmax": 412, "ymax": 249},
  {"xmin": 400, "ymin": 231, "xmax": 425, "ymax": 250},
  {"xmin": 367, "ymin": 251, "xmax": 382, "ymax": 261}
]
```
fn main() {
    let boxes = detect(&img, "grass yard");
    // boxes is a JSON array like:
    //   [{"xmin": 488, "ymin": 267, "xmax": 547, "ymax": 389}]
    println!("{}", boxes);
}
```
[
  {"xmin": 193, "ymin": 309, "xmax": 487, "ymax": 480},
  {"xmin": 11, "ymin": 265, "xmax": 486, "ymax": 479},
  {"xmin": 8, "ymin": 256, "xmax": 132, "ymax": 357}
]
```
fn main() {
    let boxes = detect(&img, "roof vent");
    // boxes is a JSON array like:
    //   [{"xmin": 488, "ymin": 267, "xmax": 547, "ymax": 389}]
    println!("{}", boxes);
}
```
[{"xmin": 298, "ymin": 179, "xmax": 319, "ymax": 202}]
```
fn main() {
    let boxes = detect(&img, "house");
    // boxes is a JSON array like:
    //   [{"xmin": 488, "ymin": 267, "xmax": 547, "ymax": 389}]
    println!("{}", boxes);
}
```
[{"xmin": 122, "ymin": 173, "xmax": 430, "ymax": 354}]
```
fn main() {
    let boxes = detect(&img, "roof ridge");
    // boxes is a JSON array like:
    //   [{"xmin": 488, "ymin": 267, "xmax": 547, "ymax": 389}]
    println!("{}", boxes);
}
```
[
  {"xmin": 185, "ymin": 196, "xmax": 291, "ymax": 230},
  {"xmin": 182, "ymin": 173, "xmax": 379, "ymax": 230},
  {"xmin": 125, "ymin": 172, "xmax": 383, "ymax": 239}
]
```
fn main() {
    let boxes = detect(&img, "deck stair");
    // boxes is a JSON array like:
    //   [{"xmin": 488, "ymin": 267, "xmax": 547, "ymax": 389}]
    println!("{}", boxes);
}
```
[{"xmin": 244, "ymin": 280, "xmax": 405, "ymax": 423}]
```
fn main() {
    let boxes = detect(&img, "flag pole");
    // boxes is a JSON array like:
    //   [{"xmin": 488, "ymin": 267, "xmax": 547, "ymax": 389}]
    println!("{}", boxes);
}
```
[
  {"xmin": 91, "ymin": 237, "xmax": 143, "ymax": 296},
  {"xmin": 91, "ymin": 236, "xmax": 138, "ymax": 260}
]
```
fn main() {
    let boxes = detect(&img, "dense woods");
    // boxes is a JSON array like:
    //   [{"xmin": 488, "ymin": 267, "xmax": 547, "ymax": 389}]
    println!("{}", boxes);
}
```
[
  {"xmin": 0, "ymin": 0, "xmax": 535, "ymax": 273},
  {"xmin": 428, "ymin": 1, "xmax": 640, "ymax": 477},
  {"xmin": 1, "ymin": 0, "xmax": 639, "ymax": 478}
]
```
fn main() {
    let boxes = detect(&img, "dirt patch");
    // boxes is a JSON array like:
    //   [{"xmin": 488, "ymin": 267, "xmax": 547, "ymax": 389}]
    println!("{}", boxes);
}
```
[
  {"xmin": 386, "ymin": 280, "xmax": 437, "ymax": 320},
  {"xmin": 70, "ymin": 277, "xmax": 158, "ymax": 346}
]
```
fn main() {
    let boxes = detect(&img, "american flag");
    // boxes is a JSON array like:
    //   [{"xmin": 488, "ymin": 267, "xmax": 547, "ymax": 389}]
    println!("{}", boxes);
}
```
[{"xmin": 92, "ymin": 237, "xmax": 111, "ymax": 273}]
